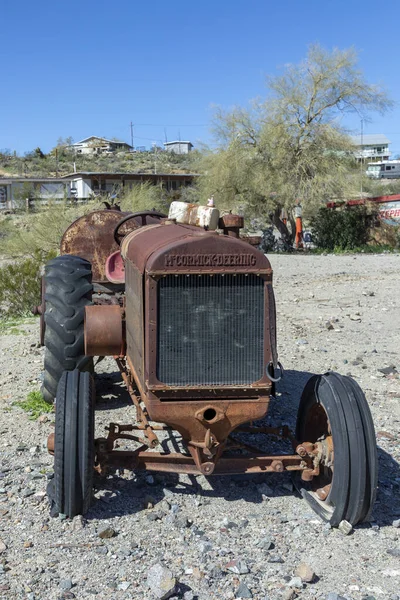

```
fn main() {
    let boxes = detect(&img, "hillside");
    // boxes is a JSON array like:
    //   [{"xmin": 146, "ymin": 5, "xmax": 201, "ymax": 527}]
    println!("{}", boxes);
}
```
[{"xmin": 0, "ymin": 148, "xmax": 201, "ymax": 178}]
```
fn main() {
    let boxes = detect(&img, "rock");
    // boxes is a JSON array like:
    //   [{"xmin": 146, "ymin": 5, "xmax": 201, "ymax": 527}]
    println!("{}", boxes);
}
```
[
  {"xmin": 174, "ymin": 515, "xmax": 190, "ymax": 529},
  {"xmin": 294, "ymin": 562, "xmax": 315, "ymax": 583},
  {"xmin": 71, "ymin": 515, "xmax": 85, "ymax": 530},
  {"xmin": 338, "ymin": 520, "xmax": 353, "ymax": 535},
  {"xmin": 0, "ymin": 539, "xmax": 6, "ymax": 553},
  {"xmin": 198, "ymin": 541, "xmax": 212, "ymax": 554},
  {"xmin": 325, "ymin": 595, "xmax": 347, "ymax": 600},
  {"xmin": 183, "ymin": 592, "xmax": 194, "ymax": 600},
  {"xmin": 221, "ymin": 517, "xmax": 238, "ymax": 529},
  {"xmin": 143, "ymin": 495, "xmax": 156, "ymax": 509},
  {"xmin": 382, "ymin": 569, "xmax": 400, "ymax": 577},
  {"xmin": 60, "ymin": 579, "xmax": 73, "ymax": 590},
  {"xmin": 387, "ymin": 548, "xmax": 400, "ymax": 557},
  {"xmin": 117, "ymin": 582, "xmax": 131, "ymax": 591},
  {"xmin": 23, "ymin": 541, "xmax": 33, "ymax": 548},
  {"xmin": 392, "ymin": 519, "xmax": 400, "ymax": 528},
  {"xmin": 268, "ymin": 555, "xmax": 284, "ymax": 563},
  {"xmin": 95, "ymin": 546, "xmax": 108, "ymax": 555},
  {"xmin": 296, "ymin": 339, "xmax": 308, "ymax": 345},
  {"xmin": 225, "ymin": 559, "xmax": 249, "ymax": 575},
  {"xmin": 147, "ymin": 563, "xmax": 177, "ymax": 600},
  {"xmin": 98, "ymin": 526, "xmax": 117, "ymax": 539},
  {"xmin": 235, "ymin": 581, "xmax": 253, "ymax": 598},
  {"xmin": 257, "ymin": 482, "xmax": 273, "ymax": 497},
  {"xmin": 256, "ymin": 536, "xmax": 274, "ymax": 550},
  {"xmin": 378, "ymin": 365, "xmax": 398, "ymax": 376},
  {"xmin": 282, "ymin": 590, "xmax": 296, "ymax": 600},
  {"xmin": 349, "ymin": 314, "xmax": 362, "ymax": 322},
  {"xmin": 147, "ymin": 511, "xmax": 162, "ymax": 522},
  {"xmin": 288, "ymin": 577, "xmax": 303, "ymax": 590}
]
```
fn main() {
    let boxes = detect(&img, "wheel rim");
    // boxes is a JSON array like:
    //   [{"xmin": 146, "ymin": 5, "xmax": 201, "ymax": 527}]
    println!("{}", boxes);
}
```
[{"xmin": 301, "ymin": 402, "xmax": 335, "ymax": 509}]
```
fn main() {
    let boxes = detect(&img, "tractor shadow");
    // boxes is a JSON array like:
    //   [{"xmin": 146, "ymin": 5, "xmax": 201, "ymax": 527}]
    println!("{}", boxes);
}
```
[{"xmin": 87, "ymin": 368, "xmax": 400, "ymax": 526}]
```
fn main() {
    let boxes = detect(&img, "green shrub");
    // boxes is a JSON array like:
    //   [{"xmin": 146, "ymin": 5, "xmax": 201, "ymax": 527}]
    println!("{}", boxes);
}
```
[
  {"xmin": 15, "ymin": 390, "xmax": 53, "ymax": 419},
  {"xmin": 311, "ymin": 206, "xmax": 376, "ymax": 251},
  {"xmin": 0, "ymin": 250, "xmax": 56, "ymax": 317}
]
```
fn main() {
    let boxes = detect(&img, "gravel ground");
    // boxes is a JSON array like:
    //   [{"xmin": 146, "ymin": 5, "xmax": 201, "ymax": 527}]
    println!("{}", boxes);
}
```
[{"xmin": 0, "ymin": 253, "xmax": 399, "ymax": 600}]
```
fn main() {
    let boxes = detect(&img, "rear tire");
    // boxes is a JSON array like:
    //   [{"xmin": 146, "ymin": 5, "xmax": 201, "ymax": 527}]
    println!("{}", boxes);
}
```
[
  {"xmin": 42, "ymin": 255, "xmax": 93, "ymax": 404},
  {"xmin": 54, "ymin": 370, "xmax": 95, "ymax": 517},
  {"xmin": 295, "ymin": 372, "xmax": 378, "ymax": 527}
]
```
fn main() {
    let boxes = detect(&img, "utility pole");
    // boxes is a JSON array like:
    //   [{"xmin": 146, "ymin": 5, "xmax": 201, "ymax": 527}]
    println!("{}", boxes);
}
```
[
  {"xmin": 360, "ymin": 119, "xmax": 364, "ymax": 196},
  {"xmin": 130, "ymin": 121, "xmax": 134, "ymax": 151}
]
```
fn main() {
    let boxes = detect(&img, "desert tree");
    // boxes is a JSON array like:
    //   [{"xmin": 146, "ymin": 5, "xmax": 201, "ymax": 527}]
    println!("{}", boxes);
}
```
[{"xmin": 203, "ymin": 45, "xmax": 393, "ymax": 241}]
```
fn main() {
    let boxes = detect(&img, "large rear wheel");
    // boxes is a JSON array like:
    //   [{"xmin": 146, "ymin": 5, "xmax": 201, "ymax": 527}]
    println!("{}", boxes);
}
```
[
  {"xmin": 42, "ymin": 255, "xmax": 93, "ymax": 403},
  {"xmin": 295, "ymin": 372, "xmax": 378, "ymax": 527},
  {"xmin": 53, "ymin": 370, "xmax": 95, "ymax": 518}
]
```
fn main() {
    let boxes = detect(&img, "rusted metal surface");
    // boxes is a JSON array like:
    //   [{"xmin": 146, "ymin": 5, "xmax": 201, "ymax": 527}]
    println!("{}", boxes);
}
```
[
  {"xmin": 84, "ymin": 305, "xmax": 124, "ymax": 356},
  {"xmin": 47, "ymin": 432, "xmax": 54, "ymax": 455},
  {"xmin": 99, "ymin": 449, "xmax": 306, "ymax": 475},
  {"xmin": 218, "ymin": 213, "xmax": 244, "ymax": 238},
  {"xmin": 60, "ymin": 210, "xmax": 165, "ymax": 283},
  {"xmin": 116, "ymin": 358, "xmax": 159, "ymax": 448},
  {"xmin": 122, "ymin": 222, "xmax": 271, "ymax": 275}
]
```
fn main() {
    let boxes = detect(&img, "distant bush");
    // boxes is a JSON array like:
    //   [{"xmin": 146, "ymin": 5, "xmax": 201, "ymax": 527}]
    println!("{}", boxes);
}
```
[
  {"xmin": 0, "ymin": 250, "xmax": 56, "ymax": 317},
  {"xmin": 311, "ymin": 206, "xmax": 377, "ymax": 251}
]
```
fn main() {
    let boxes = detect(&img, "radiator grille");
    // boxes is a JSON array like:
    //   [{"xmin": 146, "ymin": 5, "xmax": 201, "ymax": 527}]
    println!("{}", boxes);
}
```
[{"xmin": 157, "ymin": 274, "xmax": 264, "ymax": 386}]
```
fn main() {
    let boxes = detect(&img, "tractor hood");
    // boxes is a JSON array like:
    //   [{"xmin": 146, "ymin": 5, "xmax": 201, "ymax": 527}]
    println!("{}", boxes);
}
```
[{"xmin": 121, "ymin": 222, "xmax": 272, "ymax": 275}]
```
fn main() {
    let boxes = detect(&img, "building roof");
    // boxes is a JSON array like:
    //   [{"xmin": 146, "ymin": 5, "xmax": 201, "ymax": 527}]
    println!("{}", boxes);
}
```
[
  {"xmin": 0, "ymin": 177, "xmax": 67, "ymax": 184},
  {"xmin": 350, "ymin": 134, "xmax": 391, "ymax": 146},
  {"xmin": 163, "ymin": 141, "xmax": 193, "ymax": 146},
  {"xmin": 72, "ymin": 136, "xmax": 132, "ymax": 147}
]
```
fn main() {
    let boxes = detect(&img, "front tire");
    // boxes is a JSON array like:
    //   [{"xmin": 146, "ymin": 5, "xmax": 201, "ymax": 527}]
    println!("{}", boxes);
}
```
[
  {"xmin": 42, "ymin": 255, "xmax": 93, "ymax": 403},
  {"xmin": 54, "ymin": 370, "xmax": 95, "ymax": 517},
  {"xmin": 295, "ymin": 372, "xmax": 378, "ymax": 527}
]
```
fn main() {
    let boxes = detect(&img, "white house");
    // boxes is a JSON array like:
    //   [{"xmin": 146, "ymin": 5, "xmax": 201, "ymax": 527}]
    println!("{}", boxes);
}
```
[
  {"xmin": 350, "ymin": 134, "xmax": 391, "ymax": 162},
  {"xmin": 163, "ymin": 141, "xmax": 193, "ymax": 154},
  {"xmin": 69, "ymin": 136, "xmax": 133, "ymax": 155}
]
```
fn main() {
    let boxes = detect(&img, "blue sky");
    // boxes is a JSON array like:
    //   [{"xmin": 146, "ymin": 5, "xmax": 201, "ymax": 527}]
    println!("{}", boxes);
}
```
[{"xmin": 2, "ymin": 0, "xmax": 400, "ymax": 155}]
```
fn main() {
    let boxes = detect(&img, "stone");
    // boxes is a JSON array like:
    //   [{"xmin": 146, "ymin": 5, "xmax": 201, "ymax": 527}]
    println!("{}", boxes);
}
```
[
  {"xmin": 225, "ymin": 559, "xmax": 249, "ymax": 575},
  {"xmin": 257, "ymin": 482, "xmax": 273, "ymax": 497},
  {"xmin": 268, "ymin": 555, "xmax": 284, "ymax": 563},
  {"xmin": 382, "ymin": 569, "xmax": 400, "ymax": 577},
  {"xmin": 117, "ymin": 582, "xmax": 131, "ymax": 591},
  {"xmin": 221, "ymin": 517, "xmax": 238, "ymax": 529},
  {"xmin": 294, "ymin": 562, "xmax": 315, "ymax": 583},
  {"xmin": 256, "ymin": 536, "xmax": 274, "ymax": 550},
  {"xmin": 174, "ymin": 515, "xmax": 189, "ymax": 529},
  {"xmin": 60, "ymin": 579, "xmax": 73, "ymax": 590},
  {"xmin": 183, "ymin": 591, "xmax": 194, "ymax": 600},
  {"xmin": 338, "ymin": 520, "xmax": 353, "ymax": 535},
  {"xmin": 288, "ymin": 577, "xmax": 303, "ymax": 590},
  {"xmin": 23, "ymin": 541, "xmax": 33, "ymax": 548},
  {"xmin": 147, "ymin": 563, "xmax": 177, "ymax": 600},
  {"xmin": 98, "ymin": 526, "xmax": 117, "ymax": 539},
  {"xmin": 0, "ymin": 539, "xmax": 6, "ymax": 553},
  {"xmin": 95, "ymin": 546, "xmax": 108, "ymax": 555},
  {"xmin": 235, "ymin": 582, "xmax": 253, "ymax": 598},
  {"xmin": 282, "ymin": 590, "xmax": 296, "ymax": 600},
  {"xmin": 143, "ymin": 495, "xmax": 156, "ymax": 509},
  {"xmin": 392, "ymin": 519, "xmax": 400, "ymax": 528},
  {"xmin": 198, "ymin": 541, "xmax": 212, "ymax": 554},
  {"xmin": 326, "ymin": 594, "xmax": 347, "ymax": 600},
  {"xmin": 71, "ymin": 515, "xmax": 85, "ymax": 530},
  {"xmin": 387, "ymin": 548, "xmax": 400, "ymax": 557}
]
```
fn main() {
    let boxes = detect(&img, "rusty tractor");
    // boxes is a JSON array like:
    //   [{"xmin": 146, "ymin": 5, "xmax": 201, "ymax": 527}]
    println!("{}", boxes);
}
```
[{"xmin": 40, "ymin": 202, "xmax": 378, "ymax": 526}]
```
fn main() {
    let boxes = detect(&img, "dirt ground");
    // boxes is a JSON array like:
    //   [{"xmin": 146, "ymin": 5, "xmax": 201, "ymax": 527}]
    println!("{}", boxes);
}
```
[{"xmin": 0, "ymin": 253, "xmax": 399, "ymax": 600}]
